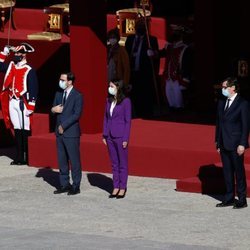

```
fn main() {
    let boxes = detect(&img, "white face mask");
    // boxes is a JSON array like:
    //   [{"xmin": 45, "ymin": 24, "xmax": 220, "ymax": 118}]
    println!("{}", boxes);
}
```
[
  {"xmin": 59, "ymin": 80, "xmax": 67, "ymax": 90},
  {"xmin": 222, "ymin": 88, "xmax": 230, "ymax": 97},
  {"xmin": 108, "ymin": 86, "xmax": 117, "ymax": 96},
  {"xmin": 109, "ymin": 38, "xmax": 118, "ymax": 46}
]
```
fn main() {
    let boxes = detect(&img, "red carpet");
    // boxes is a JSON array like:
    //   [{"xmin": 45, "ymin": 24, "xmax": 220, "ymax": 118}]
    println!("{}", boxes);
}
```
[
  {"xmin": 28, "ymin": 117, "xmax": 250, "ymax": 197},
  {"xmin": 176, "ymin": 162, "xmax": 250, "ymax": 197},
  {"xmin": 28, "ymin": 118, "xmax": 223, "ymax": 177}
]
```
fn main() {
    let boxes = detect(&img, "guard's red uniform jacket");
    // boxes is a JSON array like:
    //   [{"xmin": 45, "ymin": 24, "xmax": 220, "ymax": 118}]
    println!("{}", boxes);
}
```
[
  {"xmin": 159, "ymin": 41, "xmax": 189, "ymax": 86},
  {"xmin": 0, "ymin": 52, "xmax": 38, "ymax": 129}
]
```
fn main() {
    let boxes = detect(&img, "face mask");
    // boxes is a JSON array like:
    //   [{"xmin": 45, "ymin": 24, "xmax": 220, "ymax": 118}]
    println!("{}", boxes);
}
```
[
  {"xmin": 13, "ymin": 55, "xmax": 23, "ymax": 64},
  {"xmin": 109, "ymin": 38, "xmax": 118, "ymax": 46},
  {"xmin": 59, "ymin": 80, "xmax": 67, "ymax": 90},
  {"xmin": 222, "ymin": 88, "xmax": 230, "ymax": 97},
  {"xmin": 108, "ymin": 86, "xmax": 117, "ymax": 96}
]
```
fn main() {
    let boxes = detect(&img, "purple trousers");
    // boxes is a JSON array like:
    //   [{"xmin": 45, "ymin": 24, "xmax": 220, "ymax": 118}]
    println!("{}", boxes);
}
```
[{"xmin": 106, "ymin": 136, "xmax": 128, "ymax": 189}]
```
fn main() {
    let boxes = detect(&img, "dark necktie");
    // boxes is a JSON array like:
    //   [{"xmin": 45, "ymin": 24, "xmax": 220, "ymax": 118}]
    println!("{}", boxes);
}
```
[
  {"xmin": 62, "ymin": 91, "xmax": 67, "ymax": 105},
  {"xmin": 224, "ymin": 98, "xmax": 231, "ymax": 111}
]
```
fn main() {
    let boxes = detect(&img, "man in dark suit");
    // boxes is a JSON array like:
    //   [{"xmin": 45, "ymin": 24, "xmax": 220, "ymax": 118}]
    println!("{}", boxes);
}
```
[
  {"xmin": 215, "ymin": 77, "xmax": 249, "ymax": 209},
  {"xmin": 51, "ymin": 72, "xmax": 83, "ymax": 195},
  {"xmin": 125, "ymin": 19, "xmax": 159, "ymax": 118}
]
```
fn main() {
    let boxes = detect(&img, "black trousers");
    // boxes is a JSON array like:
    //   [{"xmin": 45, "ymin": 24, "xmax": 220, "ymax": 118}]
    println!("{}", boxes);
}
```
[
  {"xmin": 220, "ymin": 148, "xmax": 247, "ymax": 202},
  {"xmin": 14, "ymin": 129, "xmax": 30, "ymax": 163},
  {"xmin": 56, "ymin": 136, "xmax": 82, "ymax": 190}
]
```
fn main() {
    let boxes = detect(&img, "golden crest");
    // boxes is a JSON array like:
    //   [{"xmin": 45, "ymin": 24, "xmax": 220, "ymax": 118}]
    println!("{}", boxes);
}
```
[
  {"xmin": 238, "ymin": 60, "xmax": 248, "ymax": 78},
  {"xmin": 140, "ymin": 0, "xmax": 149, "ymax": 6},
  {"xmin": 126, "ymin": 18, "xmax": 136, "ymax": 34},
  {"xmin": 48, "ymin": 14, "xmax": 61, "ymax": 29}
]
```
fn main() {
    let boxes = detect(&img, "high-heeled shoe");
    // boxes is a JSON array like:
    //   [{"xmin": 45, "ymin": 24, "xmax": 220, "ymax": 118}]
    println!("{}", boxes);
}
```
[
  {"xmin": 116, "ymin": 189, "xmax": 127, "ymax": 199},
  {"xmin": 109, "ymin": 189, "xmax": 119, "ymax": 198}
]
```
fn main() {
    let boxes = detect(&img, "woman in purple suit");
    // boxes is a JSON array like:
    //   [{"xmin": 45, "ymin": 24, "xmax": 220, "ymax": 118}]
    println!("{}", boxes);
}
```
[{"xmin": 103, "ymin": 80, "xmax": 132, "ymax": 199}]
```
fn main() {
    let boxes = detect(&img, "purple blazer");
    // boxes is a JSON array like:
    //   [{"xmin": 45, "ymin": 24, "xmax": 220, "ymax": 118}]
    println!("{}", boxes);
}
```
[{"xmin": 103, "ymin": 97, "xmax": 132, "ymax": 141}]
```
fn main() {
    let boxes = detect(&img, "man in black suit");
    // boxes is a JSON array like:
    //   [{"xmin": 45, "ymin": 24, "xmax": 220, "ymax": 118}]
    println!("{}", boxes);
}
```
[
  {"xmin": 215, "ymin": 77, "xmax": 249, "ymax": 209},
  {"xmin": 51, "ymin": 72, "xmax": 83, "ymax": 195},
  {"xmin": 125, "ymin": 19, "xmax": 159, "ymax": 118}
]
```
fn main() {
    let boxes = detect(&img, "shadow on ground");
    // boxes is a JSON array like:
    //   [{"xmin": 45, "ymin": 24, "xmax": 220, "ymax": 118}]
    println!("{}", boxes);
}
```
[
  {"xmin": 198, "ymin": 164, "xmax": 226, "ymax": 196},
  {"xmin": 35, "ymin": 167, "xmax": 60, "ymax": 189},
  {"xmin": 0, "ymin": 146, "xmax": 15, "ymax": 160},
  {"xmin": 87, "ymin": 173, "xmax": 113, "ymax": 194}
]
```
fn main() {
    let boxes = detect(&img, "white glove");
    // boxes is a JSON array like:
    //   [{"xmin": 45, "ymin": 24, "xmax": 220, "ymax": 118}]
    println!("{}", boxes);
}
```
[
  {"xmin": 3, "ymin": 46, "xmax": 10, "ymax": 55},
  {"xmin": 25, "ymin": 110, "xmax": 33, "ymax": 116},
  {"xmin": 147, "ymin": 49, "xmax": 155, "ymax": 57}
]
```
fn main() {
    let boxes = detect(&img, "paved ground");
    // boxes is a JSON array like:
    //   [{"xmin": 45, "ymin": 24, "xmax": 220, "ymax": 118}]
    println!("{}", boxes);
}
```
[{"xmin": 0, "ymin": 151, "xmax": 250, "ymax": 250}]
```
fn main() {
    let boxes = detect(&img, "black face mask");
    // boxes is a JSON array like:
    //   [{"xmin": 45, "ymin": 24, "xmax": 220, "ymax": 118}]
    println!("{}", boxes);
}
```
[{"xmin": 13, "ymin": 55, "xmax": 23, "ymax": 64}]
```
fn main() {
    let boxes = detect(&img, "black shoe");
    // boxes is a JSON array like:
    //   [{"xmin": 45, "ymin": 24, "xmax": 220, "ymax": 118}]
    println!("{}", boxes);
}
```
[
  {"xmin": 116, "ymin": 189, "xmax": 127, "ymax": 199},
  {"xmin": 109, "ymin": 190, "xmax": 119, "ymax": 198},
  {"xmin": 10, "ymin": 160, "xmax": 19, "ymax": 165},
  {"xmin": 67, "ymin": 188, "xmax": 80, "ymax": 195},
  {"xmin": 216, "ymin": 200, "xmax": 235, "ymax": 207},
  {"xmin": 233, "ymin": 201, "xmax": 248, "ymax": 209},
  {"xmin": 10, "ymin": 160, "xmax": 27, "ymax": 166},
  {"xmin": 53, "ymin": 186, "xmax": 71, "ymax": 194}
]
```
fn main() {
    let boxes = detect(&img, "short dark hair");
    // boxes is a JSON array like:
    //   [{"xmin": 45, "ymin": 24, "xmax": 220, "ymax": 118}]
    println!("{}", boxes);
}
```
[
  {"xmin": 61, "ymin": 71, "xmax": 75, "ymax": 84},
  {"xmin": 224, "ymin": 77, "xmax": 239, "ymax": 91}
]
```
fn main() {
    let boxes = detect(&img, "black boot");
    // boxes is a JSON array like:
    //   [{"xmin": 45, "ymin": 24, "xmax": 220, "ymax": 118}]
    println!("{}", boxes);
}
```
[
  {"xmin": 23, "ymin": 129, "xmax": 31, "ymax": 164},
  {"xmin": 10, "ymin": 129, "xmax": 24, "ymax": 165},
  {"xmin": 10, "ymin": 129, "xmax": 30, "ymax": 166}
]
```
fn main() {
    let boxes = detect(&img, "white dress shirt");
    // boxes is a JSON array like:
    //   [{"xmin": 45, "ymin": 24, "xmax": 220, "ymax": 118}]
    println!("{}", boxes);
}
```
[
  {"xmin": 110, "ymin": 100, "xmax": 116, "ymax": 116},
  {"xmin": 225, "ymin": 93, "xmax": 237, "ymax": 110}
]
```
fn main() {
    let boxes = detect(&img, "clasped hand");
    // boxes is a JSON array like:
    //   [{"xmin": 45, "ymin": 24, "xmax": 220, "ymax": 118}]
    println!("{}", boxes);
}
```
[
  {"xmin": 217, "ymin": 145, "xmax": 245, "ymax": 156},
  {"xmin": 58, "ymin": 125, "xmax": 64, "ymax": 134},
  {"xmin": 52, "ymin": 104, "xmax": 63, "ymax": 113},
  {"xmin": 237, "ymin": 145, "xmax": 245, "ymax": 156},
  {"xmin": 147, "ymin": 48, "xmax": 156, "ymax": 57}
]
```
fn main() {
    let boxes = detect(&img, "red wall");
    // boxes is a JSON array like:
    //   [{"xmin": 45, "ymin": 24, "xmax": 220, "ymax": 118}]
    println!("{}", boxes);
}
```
[{"xmin": 70, "ymin": 0, "xmax": 107, "ymax": 134}]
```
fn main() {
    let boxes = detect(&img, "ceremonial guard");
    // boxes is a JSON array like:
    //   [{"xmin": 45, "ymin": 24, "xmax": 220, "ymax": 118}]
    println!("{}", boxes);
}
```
[
  {"xmin": 0, "ymin": 43, "xmax": 38, "ymax": 165},
  {"xmin": 159, "ymin": 27, "xmax": 189, "ymax": 109}
]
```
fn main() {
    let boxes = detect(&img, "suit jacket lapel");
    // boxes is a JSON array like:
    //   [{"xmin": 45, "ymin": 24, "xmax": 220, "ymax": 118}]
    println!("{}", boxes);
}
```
[
  {"xmin": 60, "ymin": 91, "xmax": 64, "ymax": 105},
  {"xmin": 224, "ymin": 95, "xmax": 239, "ymax": 115},
  {"xmin": 63, "ymin": 88, "xmax": 75, "ymax": 109},
  {"xmin": 106, "ymin": 100, "xmax": 111, "ymax": 118},
  {"xmin": 112, "ymin": 103, "xmax": 118, "ymax": 117}
]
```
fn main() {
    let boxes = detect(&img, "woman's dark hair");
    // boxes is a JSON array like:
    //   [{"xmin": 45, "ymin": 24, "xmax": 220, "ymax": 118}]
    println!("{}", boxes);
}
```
[
  {"xmin": 108, "ymin": 79, "xmax": 125, "ymax": 104},
  {"xmin": 107, "ymin": 28, "xmax": 120, "ymax": 41}
]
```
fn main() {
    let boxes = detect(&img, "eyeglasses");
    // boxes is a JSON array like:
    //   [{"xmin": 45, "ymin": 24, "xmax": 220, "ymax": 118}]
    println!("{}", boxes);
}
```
[{"xmin": 222, "ymin": 86, "xmax": 229, "ymax": 89}]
